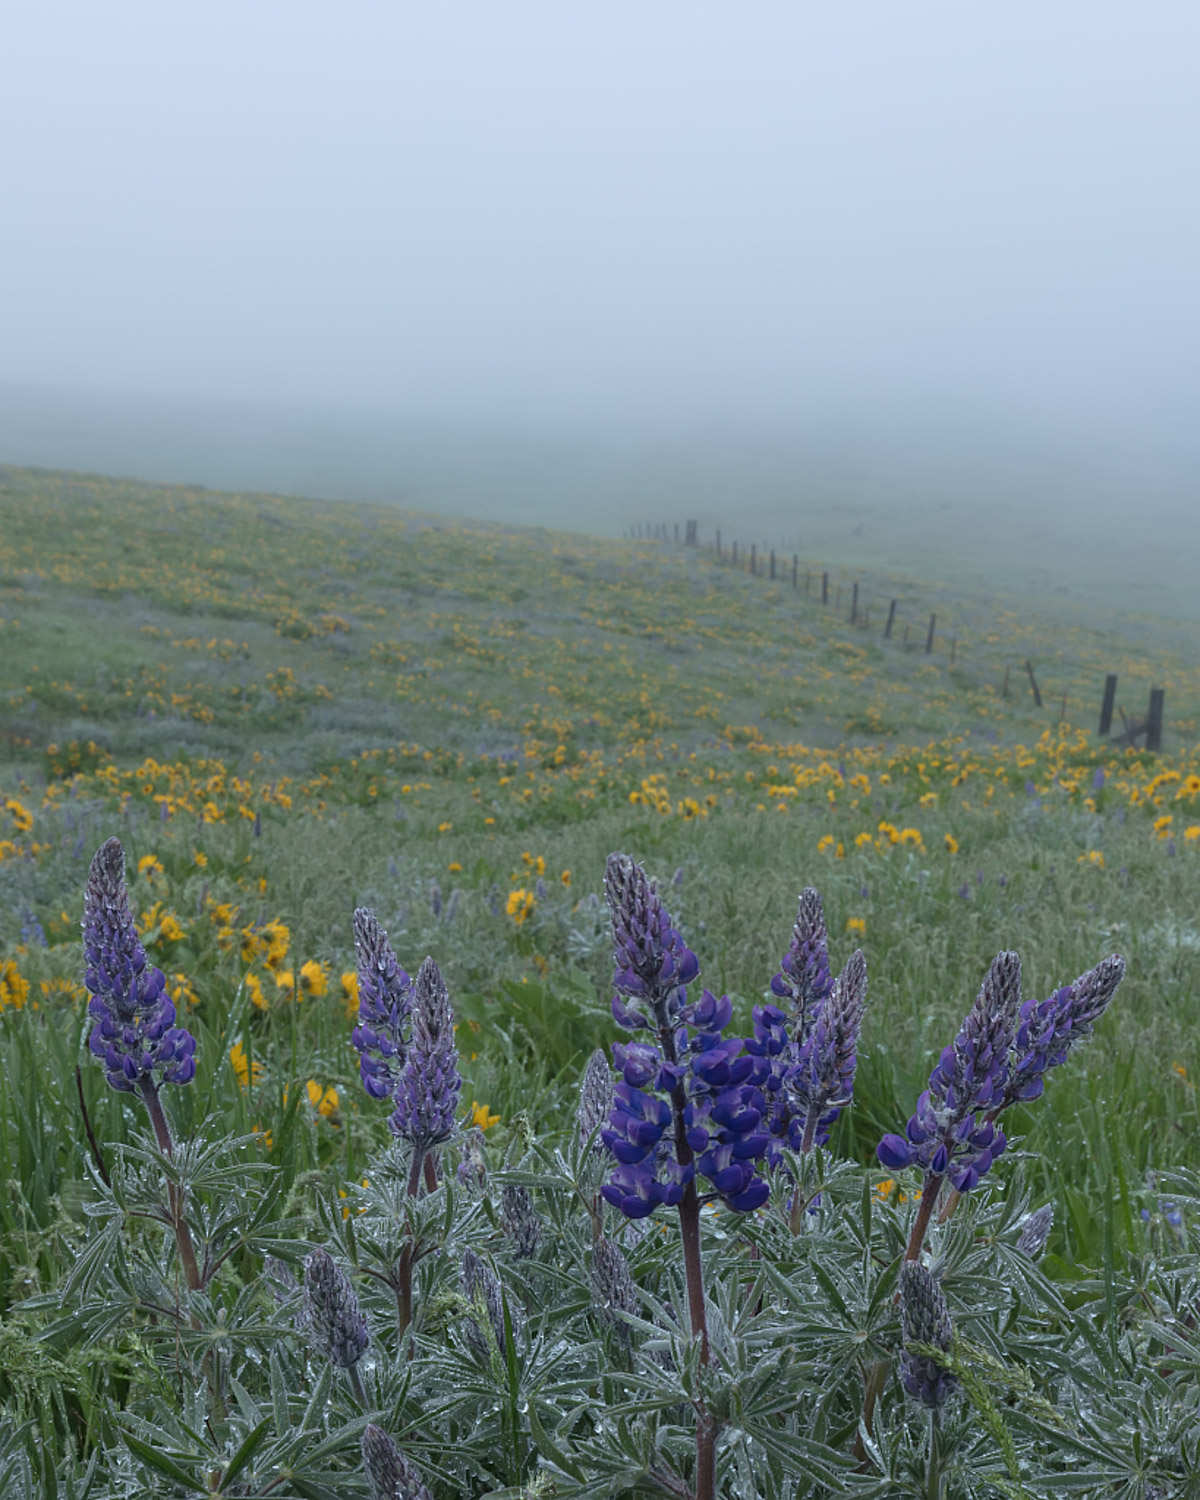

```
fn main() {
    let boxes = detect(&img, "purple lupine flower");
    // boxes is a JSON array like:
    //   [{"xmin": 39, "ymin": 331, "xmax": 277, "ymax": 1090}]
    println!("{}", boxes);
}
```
[
  {"xmin": 83, "ymin": 838, "xmax": 196, "ymax": 1093},
  {"xmin": 599, "ymin": 856, "xmax": 769, "ymax": 1216},
  {"xmin": 1001, "ymin": 955, "xmax": 1125, "ymax": 1108},
  {"xmin": 604, "ymin": 853, "xmax": 699, "ymax": 1031},
  {"xmin": 749, "ymin": 899, "xmax": 866, "ymax": 1159},
  {"xmin": 876, "ymin": 952, "xmax": 1021, "ymax": 1193},
  {"xmin": 390, "ymin": 956, "xmax": 462, "ymax": 1152},
  {"xmin": 899, "ymin": 1262, "xmax": 957, "ymax": 1409},
  {"xmin": 788, "ymin": 948, "xmax": 867, "ymax": 1151},
  {"xmin": 351, "ymin": 907, "xmax": 414, "ymax": 1101},
  {"xmin": 768, "ymin": 888, "xmax": 833, "ymax": 1033}
]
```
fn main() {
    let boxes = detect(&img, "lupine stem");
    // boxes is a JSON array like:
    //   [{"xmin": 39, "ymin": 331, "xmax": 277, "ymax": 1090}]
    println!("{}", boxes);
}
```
[
  {"xmin": 904, "ymin": 1174, "xmax": 943, "ymax": 1262},
  {"xmin": 139, "ymin": 1080, "xmax": 202, "ymax": 1292},
  {"xmin": 660, "ymin": 1017, "xmax": 715, "ymax": 1500}
]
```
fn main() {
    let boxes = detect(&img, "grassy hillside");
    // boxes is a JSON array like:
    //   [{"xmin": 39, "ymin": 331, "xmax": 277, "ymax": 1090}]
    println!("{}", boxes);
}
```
[{"xmin": 0, "ymin": 464, "xmax": 1197, "ymax": 1493}]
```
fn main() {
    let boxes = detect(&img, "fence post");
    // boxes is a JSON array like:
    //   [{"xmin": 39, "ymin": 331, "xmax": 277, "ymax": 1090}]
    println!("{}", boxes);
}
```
[
  {"xmin": 716, "ymin": 528, "xmax": 722, "ymax": 560},
  {"xmin": 1099, "ymin": 673, "xmax": 1117, "ymax": 736},
  {"xmin": 925, "ymin": 613, "xmax": 936, "ymax": 653},
  {"xmin": 950, "ymin": 636, "xmax": 956, "ymax": 665},
  {"xmin": 1146, "ymin": 688, "xmax": 1165, "ymax": 752},
  {"xmin": 850, "ymin": 580, "xmax": 858, "ymax": 624},
  {"xmin": 750, "ymin": 543, "xmax": 757, "ymax": 575},
  {"xmin": 673, "ymin": 522, "xmax": 679, "ymax": 543},
  {"xmin": 732, "ymin": 540, "xmax": 739, "ymax": 566},
  {"xmin": 821, "ymin": 572, "xmax": 828, "ymax": 605},
  {"xmin": 1002, "ymin": 665, "xmax": 1009, "ymax": 698},
  {"xmin": 884, "ymin": 599, "xmax": 896, "ymax": 639},
  {"xmin": 686, "ymin": 519, "xmax": 698, "ymax": 546},
  {"xmin": 770, "ymin": 548, "xmax": 776, "ymax": 580},
  {"xmin": 792, "ymin": 555, "xmax": 798, "ymax": 589},
  {"xmin": 1024, "ymin": 660, "xmax": 1043, "ymax": 708}
]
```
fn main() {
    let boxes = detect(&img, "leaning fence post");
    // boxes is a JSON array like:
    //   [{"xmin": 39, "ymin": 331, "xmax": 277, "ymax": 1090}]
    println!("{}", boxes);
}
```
[
  {"xmin": 1146, "ymin": 688, "xmax": 1165, "ymax": 752},
  {"xmin": 850, "ymin": 581, "xmax": 858, "ymax": 624},
  {"xmin": 884, "ymin": 599, "xmax": 896, "ymax": 639},
  {"xmin": 1099, "ymin": 673, "xmax": 1117, "ymax": 736},
  {"xmin": 1024, "ymin": 660, "xmax": 1043, "ymax": 708},
  {"xmin": 925, "ymin": 613, "xmax": 936, "ymax": 654}
]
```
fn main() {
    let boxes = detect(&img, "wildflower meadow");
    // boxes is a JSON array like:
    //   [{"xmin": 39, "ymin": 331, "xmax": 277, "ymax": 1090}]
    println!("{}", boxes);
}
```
[{"xmin": 1, "ymin": 466, "xmax": 1198, "ymax": 1497}]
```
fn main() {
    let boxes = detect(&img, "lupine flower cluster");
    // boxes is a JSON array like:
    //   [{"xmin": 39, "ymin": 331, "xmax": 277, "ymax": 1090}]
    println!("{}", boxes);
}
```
[
  {"xmin": 600, "ymin": 854, "xmax": 771, "ymax": 1217},
  {"xmin": 351, "ymin": 907, "xmax": 414, "ymax": 1100},
  {"xmin": 83, "ymin": 838, "xmax": 197, "ymax": 1093},
  {"xmin": 748, "ymin": 891, "xmax": 867, "ymax": 1159},
  {"xmin": 389, "ymin": 955, "xmax": 461, "ymax": 1152},
  {"xmin": 878, "ymin": 951, "xmax": 1125, "ymax": 1194},
  {"xmin": 351, "ymin": 912, "xmax": 462, "ymax": 1156}
]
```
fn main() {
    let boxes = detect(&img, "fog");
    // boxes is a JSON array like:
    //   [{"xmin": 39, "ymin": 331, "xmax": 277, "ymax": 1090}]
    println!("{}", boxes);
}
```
[{"xmin": 3, "ymin": 3, "xmax": 1198, "ymax": 559}]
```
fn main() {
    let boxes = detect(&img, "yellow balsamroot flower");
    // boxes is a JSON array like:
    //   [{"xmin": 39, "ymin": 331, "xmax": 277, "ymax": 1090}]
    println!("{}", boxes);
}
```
[
  {"xmin": 158, "ymin": 912, "xmax": 186, "ymax": 943},
  {"xmin": 560, "ymin": 869, "xmax": 571, "ymax": 887},
  {"xmin": 137, "ymin": 853, "xmax": 164, "ymax": 878},
  {"xmin": 298, "ymin": 959, "xmax": 329, "ymax": 999},
  {"xmin": 1078, "ymin": 850, "xmax": 1105, "ymax": 868},
  {"xmin": 229, "ymin": 1041, "xmax": 263, "ymax": 1089},
  {"xmin": 470, "ymin": 1101, "xmax": 501, "ymax": 1131},
  {"xmin": 193, "ymin": 850, "xmax": 208, "ymax": 868},
  {"xmin": 0, "ymin": 959, "xmax": 30, "ymax": 1010},
  {"xmin": 340, "ymin": 970, "xmax": 359, "ymax": 1019},
  {"xmin": 244, "ymin": 971, "xmax": 267, "ymax": 1011},
  {"xmin": 944, "ymin": 834, "xmax": 959, "ymax": 855},
  {"xmin": 898, "ymin": 828, "xmax": 924, "ymax": 850},
  {"xmin": 506, "ymin": 888, "xmax": 535, "ymax": 927},
  {"xmin": 306, "ymin": 1080, "xmax": 340, "ymax": 1121},
  {"xmin": 3, "ymin": 798, "xmax": 34, "ymax": 834},
  {"xmin": 448, "ymin": 861, "xmax": 462, "ymax": 873},
  {"xmin": 845, "ymin": 917, "xmax": 867, "ymax": 936},
  {"xmin": 261, "ymin": 920, "xmax": 290, "ymax": 971},
  {"xmin": 274, "ymin": 970, "xmax": 295, "ymax": 999},
  {"xmin": 1153, "ymin": 815, "xmax": 1173, "ymax": 840},
  {"xmin": 817, "ymin": 834, "xmax": 836, "ymax": 854},
  {"xmin": 1184, "ymin": 825, "xmax": 1200, "ymax": 842},
  {"xmin": 169, "ymin": 972, "xmax": 198, "ymax": 1007}
]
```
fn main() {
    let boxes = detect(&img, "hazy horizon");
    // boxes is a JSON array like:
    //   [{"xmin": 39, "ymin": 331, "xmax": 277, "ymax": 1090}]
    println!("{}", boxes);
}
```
[{"xmin": 4, "ymin": 3, "xmax": 1197, "ymax": 567}]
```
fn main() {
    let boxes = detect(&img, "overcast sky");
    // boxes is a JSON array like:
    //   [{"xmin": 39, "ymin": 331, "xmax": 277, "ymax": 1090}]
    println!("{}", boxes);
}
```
[{"xmin": 3, "ymin": 3, "xmax": 1198, "ymax": 474}]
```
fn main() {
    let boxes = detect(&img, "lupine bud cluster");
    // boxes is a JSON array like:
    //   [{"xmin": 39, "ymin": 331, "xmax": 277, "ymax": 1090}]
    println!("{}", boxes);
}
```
[
  {"xmin": 83, "ymin": 839, "xmax": 197, "ymax": 1093},
  {"xmin": 351, "ymin": 908, "xmax": 414, "ymax": 1100},
  {"xmin": 1017, "ymin": 1204, "xmax": 1054, "ymax": 1259},
  {"xmin": 390, "ymin": 957, "xmax": 462, "ymax": 1151},
  {"xmin": 590, "ymin": 1234, "xmax": 639, "ymax": 1349},
  {"xmin": 748, "ymin": 891, "xmax": 866, "ymax": 1159},
  {"xmin": 501, "ymin": 1183, "xmax": 542, "ymax": 1259},
  {"xmin": 303, "ymin": 1247, "xmax": 369, "ymax": 1370},
  {"xmin": 600, "ymin": 855, "xmax": 770, "ymax": 1218},
  {"xmin": 878, "ymin": 952, "xmax": 1124, "ymax": 1194},
  {"xmin": 461, "ymin": 1248, "xmax": 522, "ymax": 1362},
  {"xmin": 362, "ymin": 1424, "xmax": 433, "ymax": 1500},
  {"xmin": 899, "ymin": 1262, "xmax": 957, "ymax": 1409}
]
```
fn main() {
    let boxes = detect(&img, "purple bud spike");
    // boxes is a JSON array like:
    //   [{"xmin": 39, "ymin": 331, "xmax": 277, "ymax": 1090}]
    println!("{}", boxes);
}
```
[
  {"xmin": 769, "ymin": 888, "xmax": 833, "ymax": 1030},
  {"xmin": 899, "ymin": 1262, "xmax": 957, "ymax": 1409},
  {"xmin": 791, "ymin": 948, "xmax": 868, "ymax": 1150},
  {"xmin": 351, "ymin": 907, "xmax": 414, "ymax": 1101},
  {"xmin": 82, "ymin": 838, "xmax": 197, "ymax": 1093},
  {"xmin": 500, "ymin": 1183, "xmax": 542, "ymax": 1259},
  {"xmin": 578, "ymin": 1047, "xmax": 614, "ymax": 1154},
  {"xmin": 604, "ymin": 853, "xmax": 699, "ymax": 1030},
  {"xmin": 362, "ymin": 1424, "xmax": 433, "ymax": 1500},
  {"xmin": 461, "ymin": 1248, "xmax": 523, "ymax": 1362},
  {"xmin": 389, "ymin": 957, "xmax": 461, "ymax": 1153},
  {"xmin": 303, "ymin": 1247, "xmax": 368, "ymax": 1370}
]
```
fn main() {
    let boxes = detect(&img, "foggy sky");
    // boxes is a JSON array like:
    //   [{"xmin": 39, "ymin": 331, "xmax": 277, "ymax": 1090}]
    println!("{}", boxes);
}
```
[{"xmin": 4, "ymin": 3, "xmax": 1199, "ymax": 473}]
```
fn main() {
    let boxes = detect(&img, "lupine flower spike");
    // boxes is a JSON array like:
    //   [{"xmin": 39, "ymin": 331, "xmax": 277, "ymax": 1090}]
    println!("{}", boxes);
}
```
[
  {"xmin": 303, "ymin": 1247, "xmax": 369, "ymax": 1403},
  {"xmin": 362, "ymin": 1423, "xmax": 433, "ymax": 1500},
  {"xmin": 749, "ymin": 890, "xmax": 867, "ymax": 1176},
  {"xmin": 84, "ymin": 838, "xmax": 197, "ymax": 1094},
  {"xmin": 352, "ymin": 907, "xmax": 414, "ymax": 1101},
  {"xmin": 878, "ymin": 951, "xmax": 1124, "ymax": 1260},
  {"xmin": 390, "ymin": 956, "xmax": 462, "ymax": 1192},
  {"xmin": 899, "ymin": 1262, "xmax": 957, "ymax": 1410},
  {"xmin": 83, "ymin": 838, "xmax": 201, "ymax": 1289}
]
